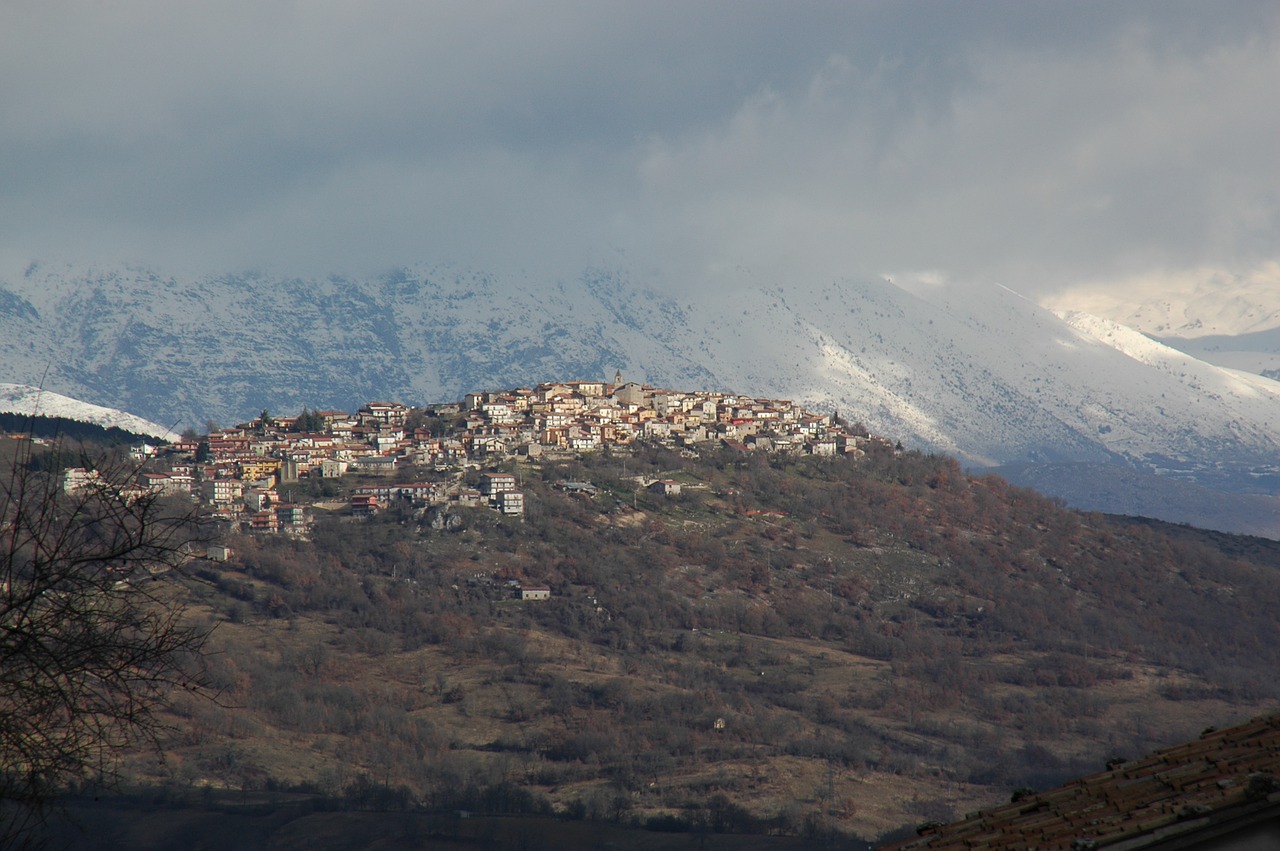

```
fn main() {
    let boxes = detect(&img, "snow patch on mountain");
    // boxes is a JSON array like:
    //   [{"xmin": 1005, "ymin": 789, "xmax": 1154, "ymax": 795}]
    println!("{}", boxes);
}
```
[{"xmin": 0, "ymin": 384, "xmax": 176, "ymax": 441}]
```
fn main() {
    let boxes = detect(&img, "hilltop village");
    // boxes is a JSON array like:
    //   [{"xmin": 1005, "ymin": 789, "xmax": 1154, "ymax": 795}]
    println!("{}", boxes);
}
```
[{"xmin": 72, "ymin": 377, "xmax": 892, "ymax": 537}]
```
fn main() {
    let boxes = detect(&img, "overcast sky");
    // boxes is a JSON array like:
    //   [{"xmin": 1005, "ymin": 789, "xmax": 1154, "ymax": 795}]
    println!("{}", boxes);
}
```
[{"xmin": 2, "ymin": 1, "xmax": 1277, "ymax": 301}]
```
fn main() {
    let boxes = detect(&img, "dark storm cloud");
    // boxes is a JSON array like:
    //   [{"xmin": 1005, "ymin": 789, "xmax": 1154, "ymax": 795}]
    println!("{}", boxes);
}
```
[{"xmin": 1, "ymin": 1, "xmax": 1276, "ymax": 295}]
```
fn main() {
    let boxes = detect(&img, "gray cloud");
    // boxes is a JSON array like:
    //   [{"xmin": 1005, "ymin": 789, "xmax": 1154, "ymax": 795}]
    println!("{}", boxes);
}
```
[{"xmin": 1, "ymin": 1, "xmax": 1277, "ymax": 297}]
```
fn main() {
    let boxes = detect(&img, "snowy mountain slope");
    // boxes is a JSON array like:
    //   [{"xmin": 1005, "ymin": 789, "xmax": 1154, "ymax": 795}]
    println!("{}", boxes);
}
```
[
  {"xmin": 1055, "ymin": 310, "xmax": 1280, "ymax": 453},
  {"xmin": 1153, "ymin": 326, "xmax": 1280, "ymax": 378},
  {"xmin": 923, "ymin": 282, "xmax": 1280, "ymax": 477},
  {"xmin": 0, "ymin": 264, "xmax": 718, "ymax": 430},
  {"xmin": 1043, "ymin": 264, "xmax": 1280, "ymax": 339},
  {"xmin": 675, "ymin": 278, "xmax": 1117, "ymax": 466},
  {"xmin": 1043, "ymin": 266, "xmax": 1280, "ymax": 379},
  {"xmin": 0, "ymin": 383, "xmax": 176, "ymax": 440},
  {"xmin": 675, "ymin": 277, "xmax": 1280, "ymax": 487},
  {"xmin": 3, "ymin": 263, "xmax": 1279, "ymax": 501}
]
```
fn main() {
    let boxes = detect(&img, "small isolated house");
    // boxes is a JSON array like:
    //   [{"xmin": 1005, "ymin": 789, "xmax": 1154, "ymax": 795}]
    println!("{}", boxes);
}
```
[{"xmin": 648, "ymin": 479, "xmax": 682, "ymax": 496}]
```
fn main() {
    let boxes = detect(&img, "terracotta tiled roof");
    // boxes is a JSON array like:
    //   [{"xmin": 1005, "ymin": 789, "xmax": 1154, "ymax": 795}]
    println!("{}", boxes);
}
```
[{"xmin": 879, "ymin": 713, "xmax": 1280, "ymax": 850}]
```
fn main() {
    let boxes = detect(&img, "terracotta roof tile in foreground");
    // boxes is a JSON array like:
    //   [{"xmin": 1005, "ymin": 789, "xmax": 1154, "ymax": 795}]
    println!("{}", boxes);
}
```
[{"xmin": 879, "ymin": 712, "xmax": 1280, "ymax": 850}]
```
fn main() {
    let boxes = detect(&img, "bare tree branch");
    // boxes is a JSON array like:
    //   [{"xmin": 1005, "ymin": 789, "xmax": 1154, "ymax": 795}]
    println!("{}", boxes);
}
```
[{"xmin": 0, "ymin": 436, "xmax": 212, "ymax": 846}]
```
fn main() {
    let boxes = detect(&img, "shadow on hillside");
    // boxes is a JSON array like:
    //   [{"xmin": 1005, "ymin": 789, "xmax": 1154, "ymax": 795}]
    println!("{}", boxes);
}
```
[{"xmin": 37, "ymin": 792, "xmax": 873, "ymax": 851}]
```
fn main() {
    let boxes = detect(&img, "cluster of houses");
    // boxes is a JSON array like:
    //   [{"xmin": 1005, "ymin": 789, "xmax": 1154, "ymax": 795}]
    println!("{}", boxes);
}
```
[
  {"xmin": 63, "ymin": 376, "xmax": 886, "ymax": 537},
  {"xmin": 450, "ymin": 375, "xmax": 871, "ymax": 457},
  {"xmin": 348, "ymin": 471, "xmax": 524, "ymax": 520}
]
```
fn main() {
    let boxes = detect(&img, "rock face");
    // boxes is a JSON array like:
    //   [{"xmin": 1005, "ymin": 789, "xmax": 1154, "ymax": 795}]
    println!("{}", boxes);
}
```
[
  {"xmin": 424, "ymin": 506, "xmax": 464, "ymax": 532},
  {"xmin": 4, "ymin": 262, "xmax": 1280, "ymax": 530}
]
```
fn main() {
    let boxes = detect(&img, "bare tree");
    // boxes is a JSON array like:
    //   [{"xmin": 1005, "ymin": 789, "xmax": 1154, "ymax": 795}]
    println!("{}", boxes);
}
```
[{"xmin": 0, "ymin": 439, "xmax": 211, "ymax": 844}]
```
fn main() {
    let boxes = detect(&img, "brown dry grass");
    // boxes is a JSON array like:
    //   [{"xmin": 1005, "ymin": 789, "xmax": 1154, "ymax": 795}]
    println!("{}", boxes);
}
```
[{"xmin": 127, "ymin": 595, "xmax": 1278, "ymax": 842}]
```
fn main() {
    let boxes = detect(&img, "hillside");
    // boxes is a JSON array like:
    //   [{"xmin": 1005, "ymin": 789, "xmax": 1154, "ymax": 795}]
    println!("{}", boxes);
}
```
[{"xmin": 95, "ymin": 442, "xmax": 1280, "ymax": 845}]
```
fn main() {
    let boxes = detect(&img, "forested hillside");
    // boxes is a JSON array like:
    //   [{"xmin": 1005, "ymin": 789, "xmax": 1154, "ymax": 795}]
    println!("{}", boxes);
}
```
[{"xmin": 121, "ymin": 443, "xmax": 1280, "ymax": 843}]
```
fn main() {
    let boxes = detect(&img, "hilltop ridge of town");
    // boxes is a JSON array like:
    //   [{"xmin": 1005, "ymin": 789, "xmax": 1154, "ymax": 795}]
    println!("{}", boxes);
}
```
[{"xmin": 64, "ymin": 376, "xmax": 895, "ymax": 537}]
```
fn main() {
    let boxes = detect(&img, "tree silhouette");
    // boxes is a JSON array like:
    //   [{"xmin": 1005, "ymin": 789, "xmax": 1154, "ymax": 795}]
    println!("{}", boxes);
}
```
[{"xmin": 0, "ymin": 439, "xmax": 211, "ymax": 844}]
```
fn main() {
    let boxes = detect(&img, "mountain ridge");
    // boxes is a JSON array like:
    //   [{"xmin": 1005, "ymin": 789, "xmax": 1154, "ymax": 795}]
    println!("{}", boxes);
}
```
[{"xmin": 0, "ymin": 383, "xmax": 176, "ymax": 441}]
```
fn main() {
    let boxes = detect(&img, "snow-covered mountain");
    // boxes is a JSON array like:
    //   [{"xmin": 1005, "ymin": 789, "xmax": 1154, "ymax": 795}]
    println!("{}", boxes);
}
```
[
  {"xmin": 679, "ymin": 278, "xmax": 1280, "ymax": 497},
  {"xmin": 3, "ymin": 263, "xmax": 1280, "ymax": 531},
  {"xmin": 1043, "ymin": 264, "xmax": 1280, "ymax": 339},
  {"xmin": 1044, "ymin": 265, "xmax": 1280, "ymax": 378},
  {"xmin": 1, "ymin": 261, "xmax": 718, "ymax": 430},
  {"xmin": 0, "ymin": 383, "xmax": 176, "ymax": 441}
]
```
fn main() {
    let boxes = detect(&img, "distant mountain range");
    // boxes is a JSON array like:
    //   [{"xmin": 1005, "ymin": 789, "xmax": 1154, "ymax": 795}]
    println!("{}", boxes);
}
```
[{"xmin": 3, "ymin": 263, "xmax": 1279, "ymax": 535}]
